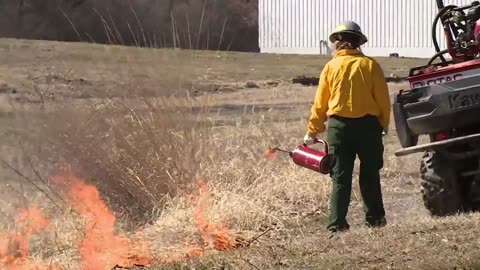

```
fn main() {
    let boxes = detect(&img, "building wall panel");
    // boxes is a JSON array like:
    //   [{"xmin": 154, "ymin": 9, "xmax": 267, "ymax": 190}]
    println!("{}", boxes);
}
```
[{"xmin": 259, "ymin": 0, "xmax": 474, "ymax": 58}]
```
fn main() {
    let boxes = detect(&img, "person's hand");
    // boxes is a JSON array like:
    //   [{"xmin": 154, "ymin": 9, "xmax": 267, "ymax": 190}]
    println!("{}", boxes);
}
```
[{"xmin": 304, "ymin": 133, "xmax": 317, "ymax": 145}]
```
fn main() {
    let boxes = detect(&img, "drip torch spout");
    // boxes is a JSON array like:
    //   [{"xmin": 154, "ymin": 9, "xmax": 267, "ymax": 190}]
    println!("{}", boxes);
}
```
[
  {"xmin": 269, "ymin": 147, "xmax": 293, "ymax": 157},
  {"xmin": 270, "ymin": 147, "xmax": 290, "ymax": 154}
]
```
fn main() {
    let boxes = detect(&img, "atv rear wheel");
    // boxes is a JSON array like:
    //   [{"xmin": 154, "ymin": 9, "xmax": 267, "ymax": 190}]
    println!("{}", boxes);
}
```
[
  {"xmin": 420, "ymin": 150, "xmax": 464, "ymax": 216},
  {"xmin": 466, "ymin": 178, "xmax": 480, "ymax": 211}
]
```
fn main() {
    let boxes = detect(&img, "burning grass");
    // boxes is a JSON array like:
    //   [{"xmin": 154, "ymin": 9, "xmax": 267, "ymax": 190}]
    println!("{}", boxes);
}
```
[
  {"xmin": 3, "ymin": 39, "xmax": 479, "ymax": 269},
  {"xmin": 17, "ymin": 96, "xmax": 215, "ymax": 228},
  {"xmin": 52, "ymin": 174, "xmax": 153, "ymax": 269},
  {"xmin": 0, "ymin": 172, "xmax": 153, "ymax": 269},
  {"xmin": 0, "ymin": 206, "xmax": 56, "ymax": 269},
  {"xmin": 3, "ymin": 79, "xmax": 464, "ymax": 269},
  {"xmin": 0, "ymin": 169, "xmax": 249, "ymax": 269},
  {"xmin": 1, "ymin": 85, "xmax": 335, "ymax": 268}
]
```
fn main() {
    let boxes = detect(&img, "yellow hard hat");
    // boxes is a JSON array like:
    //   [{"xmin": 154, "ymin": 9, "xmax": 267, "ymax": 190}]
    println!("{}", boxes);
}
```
[{"xmin": 329, "ymin": 21, "xmax": 368, "ymax": 45}]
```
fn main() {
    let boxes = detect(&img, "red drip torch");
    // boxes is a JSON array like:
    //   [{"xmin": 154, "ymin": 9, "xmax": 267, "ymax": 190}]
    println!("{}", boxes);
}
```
[{"xmin": 269, "ymin": 139, "xmax": 331, "ymax": 175}]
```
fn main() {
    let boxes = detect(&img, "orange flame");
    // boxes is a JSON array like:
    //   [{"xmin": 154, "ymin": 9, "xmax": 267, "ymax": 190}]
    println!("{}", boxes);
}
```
[
  {"xmin": 63, "ymin": 175, "xmax": 153, "ymax": 270},
  {"xmin": 159, "ymin": 177, "xmax": 240, "ymax": 264},
  {"xmin": 194, "ymin": 177, "xmax": 236, "ymax": 251},
  {"xmin": 263, "ymin": 148, "xmax": 279, "ymax": 160},
  {"xmin": 0, "ymin": 206, "xmax": 61, "ymax": 270},
  {"xmin": 1, "ymin": 172, "xmax": 240, "ymax": 268}
]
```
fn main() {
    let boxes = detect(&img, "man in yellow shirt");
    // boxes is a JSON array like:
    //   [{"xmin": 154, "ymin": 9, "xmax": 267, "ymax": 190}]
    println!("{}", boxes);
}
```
[{"xmin": 305, "ymin": 21, "xmax": 391, "ymax": 233}]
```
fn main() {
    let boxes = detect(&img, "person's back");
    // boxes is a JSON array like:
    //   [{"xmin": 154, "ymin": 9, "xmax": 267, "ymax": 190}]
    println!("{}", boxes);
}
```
[
  {"xmin": 303, "ymin": 21, "xmax": 391, "ymax": 234},
  {"xmin": 322, "ymin": 48, "xmax": 390, "ymax": 129}
]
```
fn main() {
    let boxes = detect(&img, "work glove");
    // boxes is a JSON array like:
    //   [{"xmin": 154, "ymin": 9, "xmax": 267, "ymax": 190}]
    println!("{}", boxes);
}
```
[{"xmin": 304, "ymin": 133, "xmax": 317, "ymax": 145}]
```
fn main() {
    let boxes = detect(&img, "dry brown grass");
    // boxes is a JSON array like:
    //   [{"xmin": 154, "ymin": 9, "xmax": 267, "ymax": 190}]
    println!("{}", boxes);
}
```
[
  {"xmin": 1, "ymin": 38, "xmax": 479, "ymax": 269},
  {"xmin": 0, "ymin": 38, "xmax": 423, "ymax": 100}
]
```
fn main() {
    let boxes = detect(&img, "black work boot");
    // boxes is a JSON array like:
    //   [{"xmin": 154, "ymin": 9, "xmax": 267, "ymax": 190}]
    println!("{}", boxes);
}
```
[
  {"xmin": 365, "ymin": 217, "xmax": 387, "ymax": 228},
  {"xmin": 327, "ymin": 224, "xmax": 349, "ymax": 239}
]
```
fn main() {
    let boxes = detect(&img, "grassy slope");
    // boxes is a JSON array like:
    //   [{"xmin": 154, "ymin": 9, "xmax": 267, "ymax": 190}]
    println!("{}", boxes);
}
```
[
  {"xmin": 1, "ymin": 38, "xmax": 479, "ymax": 270},
  {"xmin": 0, "ymin": 38, "xmax": 421, "ymax": 97}
]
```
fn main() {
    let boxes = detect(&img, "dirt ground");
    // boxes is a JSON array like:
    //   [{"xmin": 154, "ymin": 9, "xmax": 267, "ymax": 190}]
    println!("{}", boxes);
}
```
[{"xmin": 1, "ymin": 38, "xmax": 479, "ymax": 270}]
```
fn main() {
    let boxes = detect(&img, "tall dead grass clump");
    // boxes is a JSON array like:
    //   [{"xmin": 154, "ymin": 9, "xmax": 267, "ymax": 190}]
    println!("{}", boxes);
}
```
[{"xmin": 28, "ymin": 96, "xmax": 214, "ymax": 228}]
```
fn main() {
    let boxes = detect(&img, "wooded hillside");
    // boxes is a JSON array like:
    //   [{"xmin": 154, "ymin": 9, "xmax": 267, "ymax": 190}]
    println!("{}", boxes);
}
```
[{"xmin": 0, "ymin": 0, "xmax": 259, "ymax": 52}]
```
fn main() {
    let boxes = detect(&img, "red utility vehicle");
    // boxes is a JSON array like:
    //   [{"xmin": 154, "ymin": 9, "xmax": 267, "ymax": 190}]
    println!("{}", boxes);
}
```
[{"xmin": 394, "ymin": 0, "xmax": 480, "ymax": 216}]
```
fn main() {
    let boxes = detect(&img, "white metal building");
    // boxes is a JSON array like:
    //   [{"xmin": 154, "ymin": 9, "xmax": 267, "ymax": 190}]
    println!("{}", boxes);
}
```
[{"xmin": 259, "ymin": 0, "xmax": 473, "ymax": 58}]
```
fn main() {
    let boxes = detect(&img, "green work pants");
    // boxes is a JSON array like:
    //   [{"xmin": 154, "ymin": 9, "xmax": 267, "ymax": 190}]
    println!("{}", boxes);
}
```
[{"xmin": 326, "ymin": 115, "xmax": 386, "ymax": 232}]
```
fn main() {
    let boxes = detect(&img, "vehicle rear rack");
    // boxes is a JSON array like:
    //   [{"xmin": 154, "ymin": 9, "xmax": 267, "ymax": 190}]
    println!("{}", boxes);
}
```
[
  {"xmin": 408, "ymin": 61, "xmax": 453, "ymax": 77},
  {"xmin": 395, "ymin": 133, "xmax": 480, "ymax": 157}
]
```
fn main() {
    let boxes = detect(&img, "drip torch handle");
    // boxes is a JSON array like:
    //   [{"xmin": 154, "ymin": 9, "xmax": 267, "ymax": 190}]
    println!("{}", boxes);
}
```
[{"xmin": 303, "ymin": 139, "xmax": 329, "ymax": 155}]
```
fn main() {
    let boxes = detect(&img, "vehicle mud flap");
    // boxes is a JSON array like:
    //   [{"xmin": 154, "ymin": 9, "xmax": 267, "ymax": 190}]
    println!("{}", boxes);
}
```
[{"xmin": 393, "ymin": 94, "xmax": 418, "ymax": 148}]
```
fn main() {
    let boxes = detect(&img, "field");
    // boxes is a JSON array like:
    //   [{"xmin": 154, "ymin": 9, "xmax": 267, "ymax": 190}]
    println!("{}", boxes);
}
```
[{"xmin": 1, "ymin": 38, "xmax": 480, "ymax": 270}]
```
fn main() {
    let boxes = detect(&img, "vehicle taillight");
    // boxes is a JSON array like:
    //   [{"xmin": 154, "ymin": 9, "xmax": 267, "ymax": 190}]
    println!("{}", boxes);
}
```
[{"xmin": 437, "ymin": 132, "xmax": 449, "ymax": 141}]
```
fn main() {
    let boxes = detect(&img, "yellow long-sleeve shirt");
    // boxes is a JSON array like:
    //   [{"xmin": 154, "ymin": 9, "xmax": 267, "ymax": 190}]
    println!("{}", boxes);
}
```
[{"xmin": 307, "ymin": 49, "xmax": 391, "ymax": 136}]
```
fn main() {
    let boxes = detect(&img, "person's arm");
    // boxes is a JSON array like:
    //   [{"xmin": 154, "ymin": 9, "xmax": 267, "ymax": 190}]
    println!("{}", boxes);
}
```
[
  {"xmin": 371, "ymin": 61, "xmax": 391, "ymax": 130},
  {"xmin": 307, "ymin": 65, "xmax": 331, "ymax": 136}
]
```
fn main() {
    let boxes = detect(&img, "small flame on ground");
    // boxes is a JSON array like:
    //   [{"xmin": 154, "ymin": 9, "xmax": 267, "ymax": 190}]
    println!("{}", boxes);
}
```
[
  {"xmin": 159, "ymin": 177, "xmax": 240, "ymax": 263},
  {"xmin": 0, "ymin": 206, "xmax": 61, "ymax": 270},
  {"xmin": 263, "ymin": 148, "xmax": 279, "ymax": 160},
  {"xmin": 194, "ymin": 177, "xmax": 236, "ymax": 251}
]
